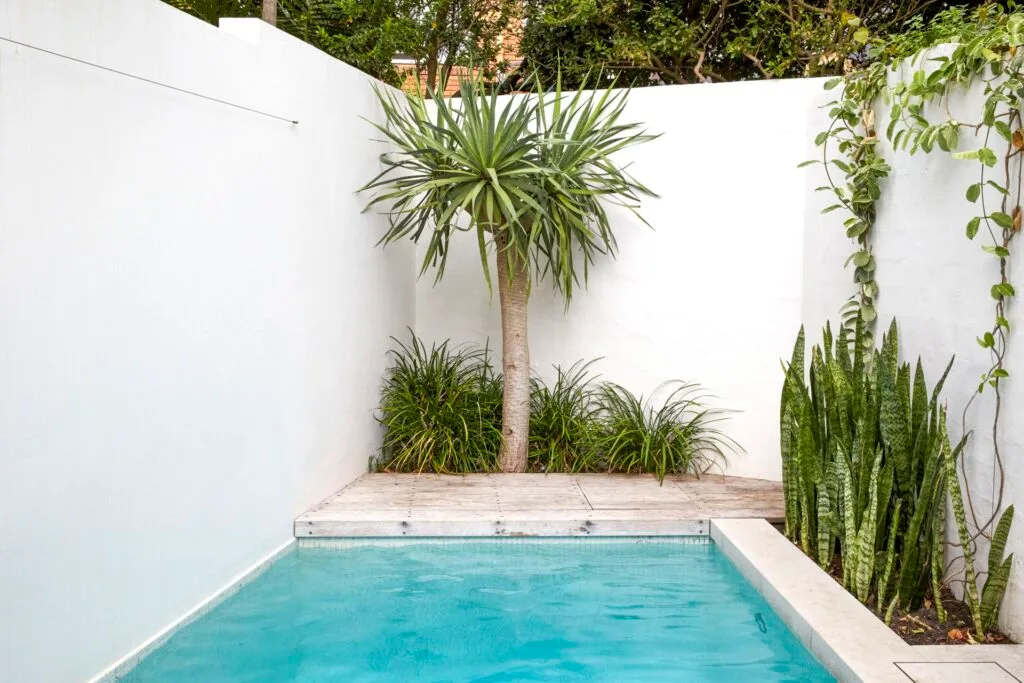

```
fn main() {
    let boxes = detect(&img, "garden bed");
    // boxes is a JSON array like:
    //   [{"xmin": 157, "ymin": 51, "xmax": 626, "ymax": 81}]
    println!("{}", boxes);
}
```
[{"xmin": 817, "ymin": 551, "xmax": 1014, "ymax": 646}]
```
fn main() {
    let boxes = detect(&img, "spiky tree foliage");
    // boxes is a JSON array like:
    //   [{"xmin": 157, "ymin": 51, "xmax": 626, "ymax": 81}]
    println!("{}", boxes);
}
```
[{"xmin": 362, "ymin": 75, "xmax": 655, "ymax": 471}]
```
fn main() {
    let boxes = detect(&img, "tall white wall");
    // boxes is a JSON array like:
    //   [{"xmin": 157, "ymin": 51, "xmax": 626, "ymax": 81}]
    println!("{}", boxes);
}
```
[
  {"xmin": 802, "ymin": 53, "xmax": 1024, "ymax": 638},
  {"xmin": 0, "ymin": 2, "xmax": 413, "ymax": 681},
  {"xmin": 415, "ymin": 79, "xmax": 827, "ymax": 481}
]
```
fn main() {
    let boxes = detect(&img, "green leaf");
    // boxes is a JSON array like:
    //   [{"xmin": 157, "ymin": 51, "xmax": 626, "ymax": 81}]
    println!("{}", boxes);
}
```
[
  {"xmin": 995, "ymin": 120, "xmax": 1013, "ymax": 142},
  {"xmin": 981, "ymin": 555, "xmax": 1013, "ymax": 630},
  {"xmin": 992, "ymin": 282, "xmax": 1016, "ymax": 299},
  {"xmin": 967, "ymin": 217, "xmax": 981, "ymax": 239},
  {"xmin": 992, "ymin": 212, "xmax": 1014, "ymax": 229},
  {"xmin": 952, "ymin": 149, "xmax": 981, "ymax": 160},
  {"xmin": 815, "ymin": 131, "xmax": 830, "ymax": 146},
  {"xmin": 798, "ymin": 160, "xmax": 819, "ymax": 168},
  {"xmin": 987, "ymin": 180, "xmax": 1009, "ymax": 195},
  {"xmin": 983, "ymin": 245, "xmax": 1011, "ymax": 258},
  {"xmin": 979, "ymin": 147, "xmax": 999, "ymax": 167},
  {"xmin": 824, "ymin": 78, "xmax": 844, "ymax": 91},
  {"xmin": 966, "ymin": 183, "xmax": 982, "ymax": 203}
]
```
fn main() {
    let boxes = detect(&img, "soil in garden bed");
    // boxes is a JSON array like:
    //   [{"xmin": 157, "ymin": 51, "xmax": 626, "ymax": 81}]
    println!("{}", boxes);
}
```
[
  {"xmin": 884, "ymin": 587, "xmax": 1012, "ymax": 645},
  {"xmin": 820, "ymin": 553, "xmax": 1014, "ymax": 645}
]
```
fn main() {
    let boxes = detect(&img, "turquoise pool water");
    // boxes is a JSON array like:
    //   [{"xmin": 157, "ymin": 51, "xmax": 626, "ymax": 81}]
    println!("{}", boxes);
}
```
[{"xmin": 124, "ymin": 539, "xmax": 834, "ymax": 682}]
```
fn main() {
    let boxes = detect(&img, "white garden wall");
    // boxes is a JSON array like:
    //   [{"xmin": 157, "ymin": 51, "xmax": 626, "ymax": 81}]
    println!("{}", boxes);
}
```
[
  {"xmin": 802, "ymin": 52, "xmax": 1024, "ymax": 639},
  {"xmin": 415, "ymin": 79, "xmax": 827, "ymax": 481},
  {"xmin": 0, "ymin": 2, "xmax": 413, "ymax": 681}
]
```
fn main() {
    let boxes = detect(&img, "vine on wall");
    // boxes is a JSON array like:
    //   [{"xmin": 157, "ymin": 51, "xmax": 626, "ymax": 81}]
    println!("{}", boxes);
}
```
[{"xmin": 805, "ymin": 7, "xmax": 1023, "ymax": 634}]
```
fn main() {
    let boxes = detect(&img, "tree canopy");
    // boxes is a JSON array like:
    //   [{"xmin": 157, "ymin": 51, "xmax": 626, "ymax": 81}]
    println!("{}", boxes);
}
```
[
  {"xmin": 517, "ymin": 0, "xmax": 999, "ymax": 88},
  {"xmin": 166, "ymin": 0, "xmax": 1004, "ymax": 89}
]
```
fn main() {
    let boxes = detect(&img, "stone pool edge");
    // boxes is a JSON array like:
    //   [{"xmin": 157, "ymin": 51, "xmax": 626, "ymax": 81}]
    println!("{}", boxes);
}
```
[
  {"xmin": 711, "ymin": 518, "xmax": 1024, "ymax": 683},
  {"xmin": 88, "ymin": 538, "xmax": 296, "ymax": 683},
  {"xmin": 711, "ymin": 518, "xmax": 911, "ymax": 682}
]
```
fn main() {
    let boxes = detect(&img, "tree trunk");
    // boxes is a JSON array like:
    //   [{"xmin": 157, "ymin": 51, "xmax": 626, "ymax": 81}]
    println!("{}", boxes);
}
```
[
  {"xmin": 424, "ymin": 54, "xmax": 439, "ymax": 98},
  {"xmin": 261, "ymin": 0, "xmax": 277, "ymax": 26},
  {"xmin": 496, "ymin": 235, "xmax": 530, "ymax": 472}
]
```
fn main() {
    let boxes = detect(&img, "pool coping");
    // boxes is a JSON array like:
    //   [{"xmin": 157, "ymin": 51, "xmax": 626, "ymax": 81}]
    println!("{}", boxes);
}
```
[
  {"xmin": 710, "ymin": 518, "xmax": 1024, "ymax": 682},
  {"xmin": 88, "ymin": 538, "xmax": 296, "ymax": 683}
]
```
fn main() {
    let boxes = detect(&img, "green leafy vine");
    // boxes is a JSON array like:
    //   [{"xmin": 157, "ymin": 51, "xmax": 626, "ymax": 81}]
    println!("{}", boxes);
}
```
[
  {"xmin": 805, "ymin": 6, "xmax": 1022, "ymax": 635},
  {"xmin": 803, "ymin": 62, "xmax": 891, "ymax": 347}
]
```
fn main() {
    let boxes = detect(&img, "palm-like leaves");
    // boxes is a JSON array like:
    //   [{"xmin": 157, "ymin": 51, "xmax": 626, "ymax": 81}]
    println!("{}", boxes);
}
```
[{"xmin": 361, "ymin": 74, "xmax": 657, "ymax": 299}]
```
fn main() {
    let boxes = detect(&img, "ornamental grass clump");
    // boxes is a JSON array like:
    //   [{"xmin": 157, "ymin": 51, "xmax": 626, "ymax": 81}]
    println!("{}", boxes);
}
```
[
  {"xmin": 374, "ymin": 334, "xmax": 501, "ymax": 473},
  {"xmin": 594, "ymin": 381, "xmax": 739, "ymax": 481},
  {"xmin": 375, "ymin": 334, "xmax": 740, "ymax": 480},
  {"xmin": 528, "ymin": 360, "xmax": 603, "ymax": 473}
]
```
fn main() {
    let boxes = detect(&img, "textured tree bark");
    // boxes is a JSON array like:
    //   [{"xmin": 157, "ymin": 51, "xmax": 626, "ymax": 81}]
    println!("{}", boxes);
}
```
[
  {"xmin": 261, "ymin": 0, "xmax": 277, "ymax": 26},
  {"xmin": 496, "ymin": 234, "xmax": 530, "ymax": 473}
]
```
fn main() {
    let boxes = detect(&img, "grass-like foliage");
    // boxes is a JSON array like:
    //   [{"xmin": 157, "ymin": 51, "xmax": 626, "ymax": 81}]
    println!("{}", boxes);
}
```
[
  {"xmin": 594, "ymin": 382, "xmax": 739, "ymax": 480},
  {"xmin": 375, "ymin": 334, "xmax": 740, "ymax": 479},
  {"xmin": 375, "ymin": 334, "xmax": 501, "ymax": 473},
  {"xmin": 528, "ymin": 360, "xmax": 602, "ymax": 473}
]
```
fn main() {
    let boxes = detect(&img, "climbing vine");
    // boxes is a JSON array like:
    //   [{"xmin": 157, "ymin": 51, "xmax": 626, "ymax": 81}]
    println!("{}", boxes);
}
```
[
  {"xmin": 805, "ymin": 5, "xmax": 1023, "ymax": 635},
  {"xmin": 804, "ymin": 61, "xmax": 891, "ymax": 347}
]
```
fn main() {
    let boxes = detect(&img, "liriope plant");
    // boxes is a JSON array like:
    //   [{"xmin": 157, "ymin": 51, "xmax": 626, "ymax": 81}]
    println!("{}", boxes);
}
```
[{"xmin": 780, "ymin": 319, "xmax": 953, "ymax": 615}]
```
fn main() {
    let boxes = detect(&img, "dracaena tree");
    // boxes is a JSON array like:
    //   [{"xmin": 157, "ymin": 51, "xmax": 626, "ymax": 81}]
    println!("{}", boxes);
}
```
[{"xmin": 362, "ymin": 76, "xmax": 655, "ymax": 472}]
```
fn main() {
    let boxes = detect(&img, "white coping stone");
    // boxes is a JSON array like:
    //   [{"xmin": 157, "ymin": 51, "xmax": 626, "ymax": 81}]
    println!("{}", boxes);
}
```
[{"xmin": 711, "ymin": 518, "xmax": 1024, "ymax": 682}]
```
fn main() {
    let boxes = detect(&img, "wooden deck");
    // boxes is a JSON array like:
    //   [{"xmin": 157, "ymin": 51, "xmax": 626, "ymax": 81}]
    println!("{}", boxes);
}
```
[{"xmin": 294, "ymin": 473, "xmax": 783, "ymax": 538}]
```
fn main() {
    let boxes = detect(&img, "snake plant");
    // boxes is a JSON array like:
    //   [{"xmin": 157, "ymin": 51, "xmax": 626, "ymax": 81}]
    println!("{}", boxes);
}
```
[
  {"xmin": 782, "ymin": 319, "xmax": 1014, "ymax": 636},
  {"xmin": 781, "ymin": 320, "xmax": 952, "ymax": 614}
]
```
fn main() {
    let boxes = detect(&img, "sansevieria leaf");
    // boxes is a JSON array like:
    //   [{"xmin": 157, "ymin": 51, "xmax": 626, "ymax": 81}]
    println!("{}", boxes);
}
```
[
  {"xmin": 942, "ymin": 412, "xmax": 984, "ymax": 638},
  {"xmin": 856, "ymin": 453, "xmax": 883, "ymax": 603},
  {"xmin": 981, "ymin": 506, "xmax": 1015, "ymax": 630},
  {"xmin": 982, "ymin": 555, "xmax": 1014, "ymax": 631},
  {"xmin": 877, "ymin": 499, "xmax": 901, "ymax": 612}
]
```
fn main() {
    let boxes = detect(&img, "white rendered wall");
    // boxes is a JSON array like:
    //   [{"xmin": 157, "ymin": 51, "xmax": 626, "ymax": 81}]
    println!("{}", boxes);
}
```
[
  {"xmin": 0, "ymin": 2, "xmax": 413, "ymax": 681},
  {"xmin": 415, "ymin": 79, "xmax": 827, "ymax": 481},
  {"xmin": 801, "ymin": 53, "xmax": 1024, "ymax": 638}
]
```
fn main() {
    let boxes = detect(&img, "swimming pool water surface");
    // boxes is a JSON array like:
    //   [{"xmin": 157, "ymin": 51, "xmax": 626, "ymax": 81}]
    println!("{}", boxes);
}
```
[{"xmin": 124, "ymin": 539, "xmax": 834, "ymax": 682}]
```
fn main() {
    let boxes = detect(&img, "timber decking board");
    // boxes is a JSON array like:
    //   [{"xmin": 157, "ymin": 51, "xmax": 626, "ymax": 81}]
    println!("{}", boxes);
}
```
[{"xmin": 295, "ymin": 473, "xmax": 782, "ymax": 538}]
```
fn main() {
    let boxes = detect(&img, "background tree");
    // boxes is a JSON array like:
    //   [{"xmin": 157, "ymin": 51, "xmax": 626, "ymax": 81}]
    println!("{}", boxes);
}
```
[
  {"xmin": 726, "ymin": 0, "xmax": 992, "ymax": 78},
  {"xmin": 362, "ymin": 78, "xmax": 656, "ymax": 471},
  {"xmin": 278, "ymin": 0, "xmax": 419, "ymax": 87},
  {"xmin": 406, "ymin": 0, "xmax": 518, "ymax": 95},
  {"xmin": 164, "ymin": 0, "xmax": 516, "ymax": 91},
  {"xmin": 519, "ymin": 0, "xmax": 997, "ymax": 87},
  {"xmin": 164, "ymin": 0, "xmax": 259, "ymax": 23},
  {"xmin": 519, "ymin": 0, "xmax": 742, "ymax": 88}
]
